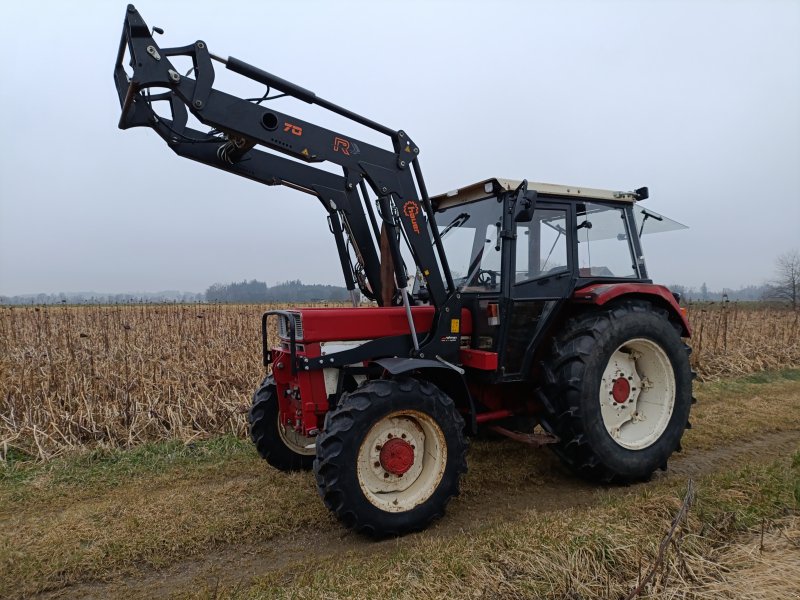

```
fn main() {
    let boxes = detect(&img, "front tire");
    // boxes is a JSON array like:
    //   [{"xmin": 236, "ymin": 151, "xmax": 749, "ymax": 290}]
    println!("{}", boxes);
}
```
[
  {"xmin": 539, "ymin": 300, "xmax": 692, "ymax": 482},
  {"xmin": 249, "ymin": 376, "xmax": 315, "ymax": 472},
  {"xmin": 314, "ymin": 377, "xmax": 467, "ymax": 537}
]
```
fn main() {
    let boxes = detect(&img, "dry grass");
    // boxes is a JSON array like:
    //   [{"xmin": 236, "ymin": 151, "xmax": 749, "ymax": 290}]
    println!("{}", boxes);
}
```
[
  {"xmin": 691, "ymin": 516, "xmax": 800, "ymax": 600},
  {"xmin": 1, "ymin": 303, "xmax": 798, "ymax": 460},
  {"xmin": 231, "ymin": 451, "xmax": 800, "ymax": 600},
  {"xmin": 0, "ymin": 303, "xmax": 340, "ymax": 460},
  {"xmin": 0, "ymin": 437, "xmax": 328, "ymax": 598},
  {"xmin": 0, "ymin": 374, "xmax": 797, "ymax": 599},
  {"xmin": 0, "ymin": 378, "xmax": 800, "ymax": 599},
  {"xmin": 687, "ymin": 303, "xmax": 800, "ymax": 381}
]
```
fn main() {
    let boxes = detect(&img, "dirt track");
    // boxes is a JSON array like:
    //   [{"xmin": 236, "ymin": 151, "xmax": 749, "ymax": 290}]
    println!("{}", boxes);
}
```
[{"xmin": 41, "ymin": 428, "xmax": 800, "ymax": 600}]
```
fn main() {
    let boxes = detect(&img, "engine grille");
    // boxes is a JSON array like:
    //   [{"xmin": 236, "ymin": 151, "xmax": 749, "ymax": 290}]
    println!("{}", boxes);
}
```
[{"xmin": 277, "ymin": 313, "xmax": 303, "ymax": 340}]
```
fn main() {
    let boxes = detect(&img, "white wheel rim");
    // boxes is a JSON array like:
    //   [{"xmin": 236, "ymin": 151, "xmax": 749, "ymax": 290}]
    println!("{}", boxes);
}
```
[
  {"xmin": 277, "ymin": 416, "xmax": 316, "ymax": 456},
  {"xmin": 356, "ymin": 410, "xmax": 447, "ymax": 513},
  {"xmin": 599, "ymin": 338, "xmax": 675, "ymax": 450}
]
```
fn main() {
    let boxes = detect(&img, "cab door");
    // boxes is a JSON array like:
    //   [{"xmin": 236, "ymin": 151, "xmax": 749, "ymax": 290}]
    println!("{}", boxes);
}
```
[{"xmin": 499, "ymin": 201, "xmax": 575, "ymax": 378}]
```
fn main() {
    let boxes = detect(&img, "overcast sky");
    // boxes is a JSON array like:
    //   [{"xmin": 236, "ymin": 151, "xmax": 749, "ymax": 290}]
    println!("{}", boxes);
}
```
[{"xmin": 1, "ymin": 0, "xmax": 798, "ymax": 295}]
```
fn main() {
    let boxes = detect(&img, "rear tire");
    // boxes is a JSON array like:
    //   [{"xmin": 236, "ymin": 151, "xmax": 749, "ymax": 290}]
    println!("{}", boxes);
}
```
[
  {"xmin": 249, "ymin": 376, "xmax": 315, "ymax": 472},
  {"xmin": 538, "ymin": 300, "xmax": 692, "ymax": 482},
  {"xmin": 314, "ymin": 377, "xmax": 467, "ymax": 537}
]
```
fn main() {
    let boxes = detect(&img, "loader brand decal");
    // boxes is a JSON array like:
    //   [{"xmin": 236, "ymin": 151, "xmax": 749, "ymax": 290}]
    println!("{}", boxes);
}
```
[
  {"xmin": 283, "ymin": 122, "xmax": 303, "ymax": 136},
  {"xmin": 440, "ymin": 335, "xmax": 458, "ymax": 343},
  {"xmin": 403, "ymin": 200, "xmax": 422, "ymax": 234},
  {"xmin": 333, "ymin": 137, "xmax": 360, "ymax": 156}
]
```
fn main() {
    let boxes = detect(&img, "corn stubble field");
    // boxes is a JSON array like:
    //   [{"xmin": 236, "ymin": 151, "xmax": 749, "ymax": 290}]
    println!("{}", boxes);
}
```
[
  {"xmin": 0, "ymin": 302, "xmax": 797, "ymax": 460},
  {"xmin": 1, "ymin": 303, "xmax": 799, "ymax": 599}
]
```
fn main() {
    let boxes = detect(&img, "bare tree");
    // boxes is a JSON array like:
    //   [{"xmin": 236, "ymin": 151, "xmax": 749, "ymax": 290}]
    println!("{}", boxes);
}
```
[{"xmin": 764, "ymin": 249, "xmax": 800, "ymax": 310}]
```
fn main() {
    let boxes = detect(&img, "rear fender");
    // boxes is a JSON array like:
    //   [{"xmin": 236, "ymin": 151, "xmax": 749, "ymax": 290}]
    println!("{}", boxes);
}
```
[{"xmin": 572, "ymin": 283, "xmax": 691, "ymax": 336}]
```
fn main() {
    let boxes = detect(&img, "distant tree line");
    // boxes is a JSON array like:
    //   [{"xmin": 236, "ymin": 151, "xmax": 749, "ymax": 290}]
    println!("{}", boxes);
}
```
[
  {"xmin": 0, "ymin": 291, "xmax": 205, "ymax": 305},
  {"xmin": 205, "ymin": 279, "xmax": 351, "ymax": 303},
  {"xmin": 668, "ymin": 283, "xmax": 772, "ymax": 303},
  {"xmin": 670, "ymin": 249, "xmax": 799, "ymax": 309}
]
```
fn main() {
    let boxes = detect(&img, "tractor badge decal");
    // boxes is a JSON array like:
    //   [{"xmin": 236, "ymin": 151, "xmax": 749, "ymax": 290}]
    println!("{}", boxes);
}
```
[
  {"xmin": 283, "ymin": 122, "xmax": 303, "ymax": 136},
  {"xmin": 333, "ymin": 137, "xmax": 359, "ymax": 156},
  {"xmin": 403, "ymin": 201, "xmax": 421, "ymax": 234}
]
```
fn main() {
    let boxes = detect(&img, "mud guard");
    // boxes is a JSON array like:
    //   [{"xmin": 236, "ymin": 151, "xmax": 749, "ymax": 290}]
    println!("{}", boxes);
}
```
[
  {"xmin": 372, "ymin": 357, "xmax": 477, "ymax": 434},
  {"xmin": 573, "ymin": 283, "xmax": 691, "ymax": 336}
]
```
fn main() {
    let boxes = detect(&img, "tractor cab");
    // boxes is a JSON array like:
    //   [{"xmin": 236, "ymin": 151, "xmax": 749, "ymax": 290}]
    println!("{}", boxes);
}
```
[{"xmin": 427, "ymin": 178, "xmax": 687, "ymax": 380}]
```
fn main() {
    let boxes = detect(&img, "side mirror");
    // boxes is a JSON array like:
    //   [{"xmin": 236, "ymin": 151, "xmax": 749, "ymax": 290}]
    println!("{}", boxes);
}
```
[{"xmin": 514, "ymin": 190, "xmax": 537, "ymax": 222}]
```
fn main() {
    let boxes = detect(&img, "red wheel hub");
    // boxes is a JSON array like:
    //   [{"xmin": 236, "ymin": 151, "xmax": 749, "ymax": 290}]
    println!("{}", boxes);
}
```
[
  {"xmin": 379, "ymin": 438, "xmax": 415, "ymax": 475},
  {"xmin": 612, "ymin": 377, "xmax": 631, "ymax": 404}
]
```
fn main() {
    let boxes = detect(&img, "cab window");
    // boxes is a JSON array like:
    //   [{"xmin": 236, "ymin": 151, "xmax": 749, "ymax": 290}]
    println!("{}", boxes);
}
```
[
  {"xmin": 576, "ymin": 203, "xmax": 638, "ymax": 278},
  {"xmin": 514, "ymin": 208, "xmax": 569, "ymax": 284}
]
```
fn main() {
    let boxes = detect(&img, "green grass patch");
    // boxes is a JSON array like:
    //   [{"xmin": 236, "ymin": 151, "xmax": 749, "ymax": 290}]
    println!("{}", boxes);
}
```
[
  {"xmin": 739, "ymin": 368, "xmax": 800, "ymax": 384},
  {"xmin": 0, "ymin": 435, "xmax": 250, "ymax": 490}
]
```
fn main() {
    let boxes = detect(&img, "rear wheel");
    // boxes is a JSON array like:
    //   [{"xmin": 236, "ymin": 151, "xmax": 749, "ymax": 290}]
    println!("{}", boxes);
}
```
[
  {"xmin": 314, "ymin": 377, "xmax": 467, "ymax": 537},
  {"xmin": 538, "ymin": 300, "xmax": 692, "ymax": 482},
  {"xmin": 249, "ymin": 376, "xmax": 315, "ymax": 472}
]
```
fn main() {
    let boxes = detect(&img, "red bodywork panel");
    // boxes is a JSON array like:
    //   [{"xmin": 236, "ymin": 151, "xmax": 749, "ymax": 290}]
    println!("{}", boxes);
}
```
[
  {"xmin": 270, "ymin": 306, "xmax": 477, "ymax": 435},
  {"xmin": 460, "ymin": 348, "xmax": 499, "ymax": 370},
  {"xmin": 291, "ymin": 305, "xmax": 472, "ymax": 342},
  {"xmin": 271, "ymin": 343, "xmax": 328, "ymax": 434},
  {"xmin": 572, "ymin": 283, "xmax": 691, "ymax": 336}
]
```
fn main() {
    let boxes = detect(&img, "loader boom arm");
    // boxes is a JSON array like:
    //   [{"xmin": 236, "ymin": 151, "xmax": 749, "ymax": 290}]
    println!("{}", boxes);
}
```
[{"xmin": 114, "ymin": 4, "xmax": 455, "ymax": 310}]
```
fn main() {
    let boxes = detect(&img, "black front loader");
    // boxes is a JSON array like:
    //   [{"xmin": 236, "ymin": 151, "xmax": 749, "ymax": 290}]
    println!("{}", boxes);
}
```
[{"xmin": 114, "ymin": 4, "xmax": 467, "ymax": 361}]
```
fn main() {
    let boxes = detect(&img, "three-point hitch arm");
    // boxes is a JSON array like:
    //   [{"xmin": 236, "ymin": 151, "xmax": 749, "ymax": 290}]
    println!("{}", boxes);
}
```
[{"xmin": 113, "ymin": 5, "xmax": 456, "ymax": 330}]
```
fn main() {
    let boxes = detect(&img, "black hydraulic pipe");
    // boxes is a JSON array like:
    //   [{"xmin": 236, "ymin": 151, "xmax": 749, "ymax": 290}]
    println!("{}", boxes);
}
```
[
  {"xmin": 359, "ymin": 179, "xmax": 381, "ymax": 244},
  {"xmin": 412, "ymin": 160, "xmax": 455, "ymax": 293},
  {"xmin": 218, "ymin": 55, "xmax": 397, "ymax": 137},
  {"xmin": 377, "ymin": 195, "xmax": 409, "ymax": 290},
  {"xmin": 330, "ymin": 212, "xmax": 357, "ymax": 293},
  {"xmin": 225, "ymin": 56, "xmax": 317, "ymax": 104}
]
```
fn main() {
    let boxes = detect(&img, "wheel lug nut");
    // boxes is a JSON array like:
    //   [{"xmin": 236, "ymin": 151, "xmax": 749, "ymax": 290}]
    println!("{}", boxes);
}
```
[
  {"xmin": 374, "ymin": 461, "xmax": 380, "ymax": 468},
  {"xmin": 375, "ymin": 444, "xmax": 382, "ymax": 451},
  {"xmin": 387, "ymin": 433, "xmax": 393, "ymax": 439},
  {"xmin": 383, "ymin": 472, "xmax": 389, "ymax": 478},
  {"xmin": 401, "ymin": 433, "xmax": 407, "ymax": 439}
]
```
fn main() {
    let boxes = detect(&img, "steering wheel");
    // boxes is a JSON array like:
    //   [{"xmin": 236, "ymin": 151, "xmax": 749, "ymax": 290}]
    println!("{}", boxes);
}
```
[{"xmin": 476, "ymin": 269, "xmax": 499, "ymax": 288}]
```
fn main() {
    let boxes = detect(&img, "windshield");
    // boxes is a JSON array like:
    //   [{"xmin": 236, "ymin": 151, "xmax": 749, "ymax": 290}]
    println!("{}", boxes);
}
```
[
  {"xmin": 434, "ymin": 196, "xmax": 504, "ymax": 291},
  {"xmin": 633, "ymin": 207, "xmax": 688, "ymax": 236},
  {"xmin": 429, "ymin": 197, "xmax": 678, "ymax": 292}
]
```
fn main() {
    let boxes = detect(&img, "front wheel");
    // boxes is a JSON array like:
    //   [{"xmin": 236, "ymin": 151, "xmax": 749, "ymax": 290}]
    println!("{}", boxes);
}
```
[
  {"xmin": 539, "ymin": 300, "xmax": 693, "ymax": 482},
  {"xmin": 249, "ymin": 376, "xmax": 315, "ymax": 472},
  {"xmin": 314, "ymin": 377, "xmax": 467, "ymax": 537}
]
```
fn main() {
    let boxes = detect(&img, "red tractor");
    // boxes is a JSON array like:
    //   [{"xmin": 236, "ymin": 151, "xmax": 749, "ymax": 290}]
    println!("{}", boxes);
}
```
[{"xmin": 115, "ymin": 6, "xmax": 694, "ymax": 537}]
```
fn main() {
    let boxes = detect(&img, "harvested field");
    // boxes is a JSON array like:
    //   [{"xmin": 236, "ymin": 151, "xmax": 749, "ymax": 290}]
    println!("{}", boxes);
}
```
[
  {"xmin": 687, "ymin": 302, "xmax": 800, "ymax": 381},
  {"xmin": 1, "ymin": 303, "xmax": 798, "ymax": 460}
]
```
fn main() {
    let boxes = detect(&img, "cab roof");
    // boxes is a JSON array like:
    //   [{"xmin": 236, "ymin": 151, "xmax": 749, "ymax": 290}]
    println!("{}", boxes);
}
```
[{"xmin": 431, "ymin": 178, "xmax": 644, "ymax": 209}]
